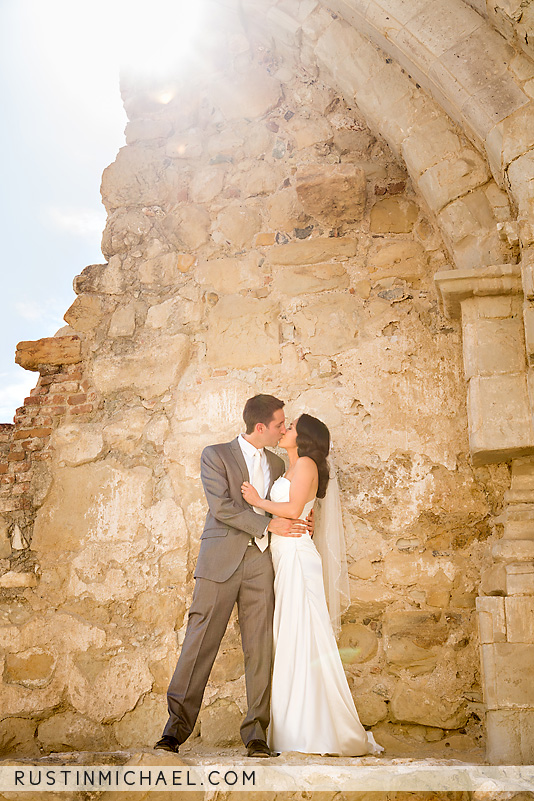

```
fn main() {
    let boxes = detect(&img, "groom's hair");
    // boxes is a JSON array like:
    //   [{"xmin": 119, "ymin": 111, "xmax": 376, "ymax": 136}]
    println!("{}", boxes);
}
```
[{"xmin": 243, "ymin": 394, "xmax": 285, "ymax": 434}]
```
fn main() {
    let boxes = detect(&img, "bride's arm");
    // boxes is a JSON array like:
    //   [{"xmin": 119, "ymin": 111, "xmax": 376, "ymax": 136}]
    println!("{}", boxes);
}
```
[{"xmin": 241, "ymin": 457, "xmax": 317, "ymax": 519}]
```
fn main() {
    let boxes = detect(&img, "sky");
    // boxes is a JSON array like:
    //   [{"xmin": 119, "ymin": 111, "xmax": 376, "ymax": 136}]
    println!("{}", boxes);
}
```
[{"xmin": 0, "ymin": 0, "xmax": 206, "ymax": 422}]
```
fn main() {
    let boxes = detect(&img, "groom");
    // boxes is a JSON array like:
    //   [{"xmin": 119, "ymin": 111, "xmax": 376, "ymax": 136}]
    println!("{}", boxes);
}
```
[{"xmin": 155, "ymin": 394, "xmax": 307, "ymax": 757}]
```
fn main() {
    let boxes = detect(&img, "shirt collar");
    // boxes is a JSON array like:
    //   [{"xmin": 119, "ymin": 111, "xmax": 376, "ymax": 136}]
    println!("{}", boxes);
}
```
[{"xmin": 238, "ymin": 434, "xmax": 264, "ymax": 458}]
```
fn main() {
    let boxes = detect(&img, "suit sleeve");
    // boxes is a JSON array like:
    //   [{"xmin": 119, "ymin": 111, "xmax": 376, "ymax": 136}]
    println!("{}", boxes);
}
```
[{"xmin": 200, "ymin": 446, "xmax": 270, "ymax": 539}]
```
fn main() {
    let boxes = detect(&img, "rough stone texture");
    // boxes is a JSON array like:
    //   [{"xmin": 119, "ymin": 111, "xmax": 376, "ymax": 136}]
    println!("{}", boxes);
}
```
[
  {"xmin": 296, "ymin": 164, "xmax": 367, "ymax": 224},
  {"xmin": 15, "ymin": 337, "xmax": 82, "ymax": 371},
  {"xmin": 2, "ymin": 0, "xmax": 534, "ymax": 766}
]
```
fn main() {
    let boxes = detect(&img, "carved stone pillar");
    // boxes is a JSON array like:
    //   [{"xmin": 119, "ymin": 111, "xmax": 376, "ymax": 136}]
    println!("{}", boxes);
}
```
[{"xmin": 435, "ymin": 264, "xmax": 534, "ymax": 764}]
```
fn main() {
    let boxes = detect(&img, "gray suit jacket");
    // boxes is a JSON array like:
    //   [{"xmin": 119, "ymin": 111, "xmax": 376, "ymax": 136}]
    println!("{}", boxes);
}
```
[{"xmin": 194, "ymin": 437, "xmax": 285, "ymax": 582}]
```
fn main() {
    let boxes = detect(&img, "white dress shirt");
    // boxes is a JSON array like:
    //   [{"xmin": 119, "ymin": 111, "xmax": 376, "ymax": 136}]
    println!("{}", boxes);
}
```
[
  {"xmin": 238, "ymin": 434, "xmax": 270, "ymax": 542},
  {"xmin": 238, "ymin": 434, "xmax": 270, "ymax": 495}
]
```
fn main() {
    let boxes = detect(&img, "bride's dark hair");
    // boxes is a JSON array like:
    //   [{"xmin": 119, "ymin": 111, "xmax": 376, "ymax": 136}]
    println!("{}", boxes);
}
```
[{"xmin": 296, "ymin": 413, "xmax": 330, "ymax": 499}]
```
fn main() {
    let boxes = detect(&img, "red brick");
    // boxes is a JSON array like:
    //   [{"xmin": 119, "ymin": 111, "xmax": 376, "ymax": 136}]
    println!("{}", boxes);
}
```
[
  {"xmin": 24, "ymin": 396, "xmax": 42, "ymax": 406},
  {"xmin": 70, "ymin": 404, "xmax": 93, "ymax": 415},
  {"xmin": 22, "ymin": 440, "xmax": 45, "ymax": 451},
  {"xmin": 0, "ymin": 464, "xmax": 8, "ymax": 475},
  {"xmin": 67, "ymin": 393, "xmax": 87, "ymax": 406},
  {"xmin": 54, "ymin": 381, "xmax": 79, "ymax": 393},
  {"xmin": 39, "ymin": 375, "xmax": 58, "ymax": 386},
  {"xmin": 11, "ymin": 461, "xmax": 31, "ymax": 472},
  {"xmin": 65, "ymin": 367, "xmax": 83, "ymax": 380},
  {"xmin": 7, "ymin": 452, "xmax": 26, "ymax": 461},
  {"xmin": 13, "ymin": 427, "xmax": 52, "ymax": 441},
  {"xmin": 1, "ymin": 476, "xmax": 15, "ymax": 485},
  {"xmin": 39, "ymin": 406, "xmax": 66, "ymax": 416},
  {"xmin": 80, "ymin": 380, "xmax": 91, "ymax": 391},
  {"xmin": 50, "ymin": 395, "xmax": 66, "ymax": 405}
]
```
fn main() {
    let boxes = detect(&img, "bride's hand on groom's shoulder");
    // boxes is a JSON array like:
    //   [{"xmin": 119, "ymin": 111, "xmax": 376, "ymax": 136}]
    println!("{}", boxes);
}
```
[{"xmin": 268, "ymin": 517, "xmax": 305, "ymax": 538}]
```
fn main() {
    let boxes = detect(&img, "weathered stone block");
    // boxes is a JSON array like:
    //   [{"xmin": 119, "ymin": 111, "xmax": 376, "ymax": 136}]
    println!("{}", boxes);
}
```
[
  {"xmin": 370, "ymin": 197, "xmax": 418, "ymax": 233},
  {"xmin": 68, "ymin": 652, "xmax": 153, "ymax": 723},
  {"xmin": 164, "ymin": 205, "xmax": 211, "ymax": 251},
  {"xmin": 367, "ymin": 240, "xmax": 427, "ymax": 281},
  {"xmin": 113, "ymin": 693, "xmax": 168, "ymax": 749},
  {"xmin": 492, "ymin": 540, "xmax": 534, "ymax": 563},
  {"xmin": 467, "ymin": 374, "xmax": 534, "ymax": 465},
  {"xmin": 196, "ymin": 255, "xmax": 264, "ymax": 295},
  {"xmin": 383, "ymin": 611, "xmax": 448, "ymax": 672},
  {"xmin": 296, "ymin": 164, "xmax": 366, "ymax": 224},
  {"xmin": 0, "ymin": 571, "xmax": 38, "ymax": 588},
  {"xmin": 272, "ymin": 263, "xmax": 349, "ymax": 295},
  {"xmin": 189, "ymin": 166, "xmax": 226, "ymax": 204},
  {"xmin": 476, "ymin": 596, "xmax": 506, "ymax": 643},
  {"xmin": 401, "ymin": 117, "xmax": 462, "ymax": 177},
  {"xmin": 352, "ymin": 692, "xmax": 388, "ymax": 726},
  {"xmin": 268, "ymin": 237, "xmax": 358, "ymax": 265},
  {"xmin": 290, "ymin": 293, "xmax": 359, "ymax": 355},
  {"xmin": 338, "ymin": 623, "xmax": 378, "ymax": 663},
  {"xmin": 138, "ymin": 253, "xmax": 186, "ymax": 286},
  {"xmin": 505, "ymin": 597, "xmax": 534, "ymax": 642},
  {"xmin": 0, "ymin": 717, "xmax": 39, "ymax": 757},
  {"xmin": 31, "ymin": 462, "xmax": 152, "ymax": 553},
  {"xmin": 212, "ymin": 205, "xmax": 263, "ymax": 249},
  {"xmin": 38, "ymin": 711, "xmax": 117, "ymax": 752},
  {"xmin": 210, "ymin": 649, "xmax": 245, "ymax": 683},
  {"xmin": 506, "ymin": 562, "xmax": 534, "ymax": 595},
  {"xmin": 16, "ymin": 337, "xmax": 82, "ymax": 372},
  {"xmin": 205, "ymin": 296, "xmax": 280, "ymax": 368},
  {"xmin": 390, "ymin": 684, "xmax": 468, "ymax": 728},
  {"xmin": 288, "ymin": 116, "xmax": 334, "ymax": 149},
  {"xmin": 91, "ymin": 334, "xmax": 190, "ymax": 399},
  {"xmin": 486, "ymin": 709, "xmax": 534, "ymax": 764},
  {"xmin": 481, "ymin": 642, "xmax": 534, "ymax": 708},
  {"xmin": 4, "ymin": 648, "xmax": 55, "ymax": 688},
  {"xmin": 51, "ymin": 424, "xmax": 104, "ymax": 467},
  {"xmin": 418, "ymin": 149, "xmax": 491, "ymax": 213},
  {"xmin": 108, "ymin": 304, "xmax": 136, "ymax": 338},
  {"xmin": 63, "ymin": 295, "xmax": 106, "ymax": 333},
  {"xmin": 462, "ymin": 315, "xmax": 526, "ymax": 380},
  {"xmin": 0, "ymin": 516, "xmax": 11, "ymax": 559},
  {"xmin": 198, "ymin": 698, "xmax": 242, "ymax": 746}
]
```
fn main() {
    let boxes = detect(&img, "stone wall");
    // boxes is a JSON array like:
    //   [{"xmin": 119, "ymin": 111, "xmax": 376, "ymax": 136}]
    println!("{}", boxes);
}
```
[{"xmin": 0, "ymin": 0, "xmax": 521, "ymax": 760}]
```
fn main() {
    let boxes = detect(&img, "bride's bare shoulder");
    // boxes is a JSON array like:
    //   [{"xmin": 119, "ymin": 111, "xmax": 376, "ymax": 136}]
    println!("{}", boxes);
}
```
[{"xmin": 295, "ymin": 456, "xmax": 317, "ymax": 474}]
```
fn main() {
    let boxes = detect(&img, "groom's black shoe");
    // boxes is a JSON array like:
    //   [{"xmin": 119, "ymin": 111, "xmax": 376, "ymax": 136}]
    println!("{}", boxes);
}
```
[
  {"xmin": 154, "ymin": 735, "xmax": 180, "ymax": 753},
  {"xmin": 246, "ymin": 739, "xmax": 272, "ymax": 758}
]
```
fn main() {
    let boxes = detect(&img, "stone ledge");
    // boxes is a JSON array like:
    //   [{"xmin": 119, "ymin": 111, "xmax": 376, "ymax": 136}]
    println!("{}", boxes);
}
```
[
  {"xmin": 15, "ymin": 337, "xmax": 82, "ymax": 372},
  {"xmin": 434, "ymin": 263, "xmax": 522, "ymax": 318}
]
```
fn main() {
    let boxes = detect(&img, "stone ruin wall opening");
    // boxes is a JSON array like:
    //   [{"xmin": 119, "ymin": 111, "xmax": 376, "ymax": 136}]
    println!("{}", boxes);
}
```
[{"xmin": 0, "ymin": 0, "xmax": 533, "ymax": 764}]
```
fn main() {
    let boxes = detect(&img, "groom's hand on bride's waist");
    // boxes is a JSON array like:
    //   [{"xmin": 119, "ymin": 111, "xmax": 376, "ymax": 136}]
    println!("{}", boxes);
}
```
[{"xmin": 268, "ymin": 517, "xmax": 306, "ymax": 537}]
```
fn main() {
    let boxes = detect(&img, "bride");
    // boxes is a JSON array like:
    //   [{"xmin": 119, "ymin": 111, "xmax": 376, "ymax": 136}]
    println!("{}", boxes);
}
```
[{"xmin": 241, "ymin": 413, "xmax": 383, "ymax": 756}]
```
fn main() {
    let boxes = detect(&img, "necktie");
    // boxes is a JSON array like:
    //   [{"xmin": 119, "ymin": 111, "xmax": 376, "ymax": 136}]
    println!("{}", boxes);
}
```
[{"xmin": 252, "ymin": 450, "xmax": 268, "ymax": 552}]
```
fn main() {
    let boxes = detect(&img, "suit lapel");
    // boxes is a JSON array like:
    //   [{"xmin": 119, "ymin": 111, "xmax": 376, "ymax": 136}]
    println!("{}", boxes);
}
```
[{"xmin": 229, "ymin": 437, "xmax": 250, "ymax": 483}]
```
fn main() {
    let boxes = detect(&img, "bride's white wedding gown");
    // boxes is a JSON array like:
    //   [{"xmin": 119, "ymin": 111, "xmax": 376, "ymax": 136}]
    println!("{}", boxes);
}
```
[{"xmin": 267, "ymin": 476, "xmax": 383, "ymax": 756}]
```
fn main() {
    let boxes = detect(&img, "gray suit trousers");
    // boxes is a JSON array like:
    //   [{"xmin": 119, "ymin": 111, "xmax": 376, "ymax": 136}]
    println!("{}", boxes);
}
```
[{"xmin": 163, "ymin": 544, "xmax": 275, "ymax": 745}]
